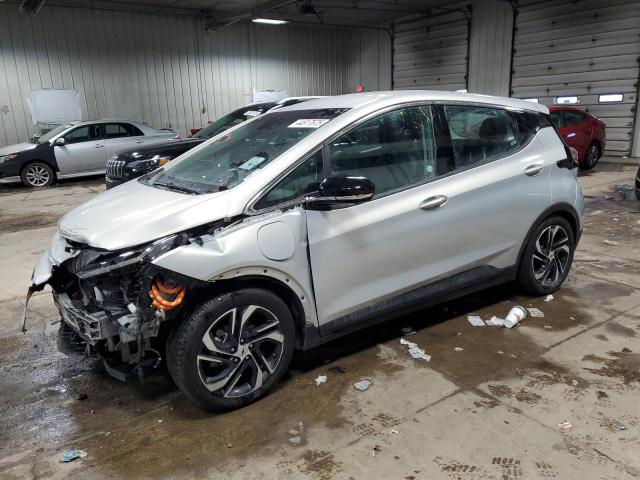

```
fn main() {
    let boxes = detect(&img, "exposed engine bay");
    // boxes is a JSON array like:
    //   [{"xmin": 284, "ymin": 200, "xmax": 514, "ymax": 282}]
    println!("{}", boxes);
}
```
[{"xmin": 25, "ymin": 232, "xmax": 201, "ymax": 381}]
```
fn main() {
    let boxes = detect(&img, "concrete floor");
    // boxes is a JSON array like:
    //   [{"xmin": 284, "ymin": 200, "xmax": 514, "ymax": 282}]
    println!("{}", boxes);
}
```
[{"xmin": 0, "ymin": 165, "xmax": 639, "ymax": 480}]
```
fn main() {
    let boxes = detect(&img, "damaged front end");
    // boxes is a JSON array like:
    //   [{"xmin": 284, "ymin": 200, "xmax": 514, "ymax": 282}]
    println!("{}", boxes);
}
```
[{"xmin": 25, "ymin": 232, "xmax": 197, "ymax": 381}]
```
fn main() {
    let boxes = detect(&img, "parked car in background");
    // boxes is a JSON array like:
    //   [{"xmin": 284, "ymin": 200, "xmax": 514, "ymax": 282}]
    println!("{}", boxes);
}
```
[
  {"xmin": 105, "ymin": 97, "xmax": 323, "ymax": 189},
  {"xmin": 0, "ymin": 120, "xmax": 178, "ymax": 187},
  {"xmin": 549, "ymin": 106, "xmax": 606, "ymax": 170},
  {"xmin": 635, "ymin": 165, "xmax": 640, "ymax": 201},
  {"xmin": 28, "ymin": 91, "xmax": 584, "ymax": 411}
]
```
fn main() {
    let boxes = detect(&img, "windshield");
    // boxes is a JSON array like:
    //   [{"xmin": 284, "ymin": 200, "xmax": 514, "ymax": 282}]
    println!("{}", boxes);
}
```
[
  {"xmin": 37, "ymin": 124, "xmax": 74, "ymax": 144},
  {"xmin": 194, "ymin": 104, "xmax": 276, "ymax": 139},
  {"xmin": 148, "ymin": 108, "xmax": 347, "ymax": 195}
]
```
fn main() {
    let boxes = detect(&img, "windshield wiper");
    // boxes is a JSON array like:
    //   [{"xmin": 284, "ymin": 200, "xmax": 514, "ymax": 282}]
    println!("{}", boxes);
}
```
[{"xmin": 152, "ymin": 181, "xmax": 198, "ymax": 195}]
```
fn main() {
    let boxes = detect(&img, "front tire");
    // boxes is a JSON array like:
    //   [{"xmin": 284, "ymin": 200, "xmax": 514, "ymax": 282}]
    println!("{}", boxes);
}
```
[
  {"xmin": 21, "ymin": 162, "xmax": 55, "ymax": 187},
  {"xmin": 167, "ymin": 288, "xmax": 295, "ymax": 411},
  {"xmin": 517, "ymin": 216, "xmax": 575, "ymax": 295}
]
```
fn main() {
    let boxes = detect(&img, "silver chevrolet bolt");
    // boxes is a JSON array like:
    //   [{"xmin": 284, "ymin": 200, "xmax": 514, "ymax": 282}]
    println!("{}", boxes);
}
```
[{"xmin": 26, "ymin": 91, "xmax": 584, "ymax": 411}]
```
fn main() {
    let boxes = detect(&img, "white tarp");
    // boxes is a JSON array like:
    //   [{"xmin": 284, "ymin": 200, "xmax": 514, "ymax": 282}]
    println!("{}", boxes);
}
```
[
  {"xmin": 252, "ymin": 89, "xmax": 287, "ymax": 103},
  {"xmin": 28, "ymin": 89, "xmax": 82, "ymax": 125}
]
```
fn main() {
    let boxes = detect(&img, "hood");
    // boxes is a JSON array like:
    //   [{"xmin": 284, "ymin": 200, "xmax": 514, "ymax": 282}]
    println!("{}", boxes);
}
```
[
  {"xmin": 58, "ymin": 179, "xmax": 230, "ymax": 251},
  {"xmin": 0, "ymin": 142, "xmax": 38, "ymax": 156},
  {"xmin": 115, "ymin": 139, "xmax": 204, "ymax": 162}
]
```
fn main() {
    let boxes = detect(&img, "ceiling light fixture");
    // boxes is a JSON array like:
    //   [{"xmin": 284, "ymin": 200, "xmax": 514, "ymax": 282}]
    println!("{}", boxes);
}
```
[{"xmin": 252, "ymin": 17, "xmax": 289, "ymax": 25}]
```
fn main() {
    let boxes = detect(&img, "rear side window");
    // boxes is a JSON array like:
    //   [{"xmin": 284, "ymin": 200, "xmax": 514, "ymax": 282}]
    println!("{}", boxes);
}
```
[
  {"xmin": 562, "ymin": 110, "xmax": 585, "ymax": 126},
  {"xmin": 549, "ymin": 111, "xmax": 562, "ymax": 129},
  {"xmin": 104, "ymin": 123, "xmax": 143, "ymax": 139},
  {"xmin": 327, "ymin": 105, "xmax": 438, "ymax": 197},
  {"xmin": 443, "ymin": 105, "xmax": 523, "ymax": 169}
]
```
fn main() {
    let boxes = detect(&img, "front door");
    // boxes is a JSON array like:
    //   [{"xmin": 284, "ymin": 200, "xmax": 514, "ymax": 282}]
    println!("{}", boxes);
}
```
[
  {"xmin": 54, "ymin": 124, "xmax": 105, "ymax": 175},
  {"xmin": 306, "ymin": 104, "xmax": 551, "ymax": 329}
]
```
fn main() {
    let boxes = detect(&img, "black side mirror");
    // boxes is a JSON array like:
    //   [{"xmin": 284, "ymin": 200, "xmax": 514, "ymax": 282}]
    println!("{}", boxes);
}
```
[{"xmin": 305, "ymin": 175, "xmax": 375, "ymax": 210}]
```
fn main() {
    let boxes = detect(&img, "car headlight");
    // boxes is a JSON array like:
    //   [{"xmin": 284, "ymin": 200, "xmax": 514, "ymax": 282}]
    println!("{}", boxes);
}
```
[
  {"xmin": 129, "ymin": 155, "xmax": 173, "ymax": 172},
  {"xmin": 75, "ymin": 234, "xmax": 188, "ymax": 279},
  {"xmin": 0, "ymin": 154, "xmax": 17, "ymax": 164}
]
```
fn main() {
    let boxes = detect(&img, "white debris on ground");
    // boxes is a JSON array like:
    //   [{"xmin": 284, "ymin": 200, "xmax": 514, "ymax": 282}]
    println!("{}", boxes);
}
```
[
  {"xmin": 544, "ymin": 294, "xmax": 554, "ymax": 302},
  {"xmin": 289, "ymin": 436, "xmax": 302, "ymax": 445},
  {"xmin": 454, "ymin": 347, "xmax": 464, "ymax": 352},
  {"xmin": 485, "ymin": 316, "xmax": 505, "ymax": 326},
  {"xmin": 467, "ymin": 315, "xmax": 485, "ymax": 327},
  {"xmin": 527, "ymin": 307, "xmax": 545, "ymax": 317},
  {"xmin": 354, "ymin": 380, "xmax": 371, "ymax": 391},
  {"xmin": 603, "ymin": 239, "xmax": 619, "ymax": 246},
  {"xmin": 314, "ymin": 375, "xmax": 327, "ymax": 386},
  {"xmin": 558, "ymin": 421, "xmax": 574, "ymax": 430},
  {"xmin": 400, "ymin": 338, "xmax": 431, "ymax": 362}
]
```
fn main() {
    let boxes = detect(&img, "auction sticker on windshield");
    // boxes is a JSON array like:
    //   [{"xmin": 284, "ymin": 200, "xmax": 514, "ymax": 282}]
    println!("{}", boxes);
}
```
[
  {"xmin": 288, "ymin": 119, "xmax": 330, "ymax": 129},
  {"xmin": 243, "ymin": 111, "xmax": 261, "ymax": 117}
]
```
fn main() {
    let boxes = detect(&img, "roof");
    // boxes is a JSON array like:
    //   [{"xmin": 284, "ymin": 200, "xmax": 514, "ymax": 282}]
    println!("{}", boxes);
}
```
[{"xmin": 279, "ymin": 91, "xmax": 550, "ymax": 115}]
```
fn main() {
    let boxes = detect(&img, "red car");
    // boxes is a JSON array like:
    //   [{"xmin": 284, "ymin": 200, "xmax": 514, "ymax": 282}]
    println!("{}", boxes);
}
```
[{"xmin": 549, "ymin": 106, "xmax": 606, "ymax": 169}]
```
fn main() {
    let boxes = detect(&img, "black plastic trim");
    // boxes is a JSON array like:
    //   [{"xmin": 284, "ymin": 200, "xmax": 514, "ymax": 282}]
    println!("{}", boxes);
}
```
[{"xmin": 300, "ymin": 265, "xmax": 515, "ymax": 350}]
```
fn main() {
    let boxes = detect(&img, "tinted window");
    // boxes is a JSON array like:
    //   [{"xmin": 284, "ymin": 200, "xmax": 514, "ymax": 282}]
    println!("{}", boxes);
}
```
[
  {"xmin": 443, "ymin": 105, "xmax": 520, "ymax": 169},
  {"xmin": 563, "ymin": 110, "xmax": 585, "ymax": 126},
  {"xmin": 327, "ymin": 106, "xmax": 437, "ymax": 197},
  {"xmin": 63, "ymin": 125, "xmax": 101, "ymax": 144},
  {"xmin": 105, "ymin": 123, "xmax": 143, "ymax": 139},
  {"xmin": 254, "ymin": 150, "xmax": 323, "ymax": 210},
  {"xmin": 549, "ymin": 111, "xmax": 562, "ymax": 129}
]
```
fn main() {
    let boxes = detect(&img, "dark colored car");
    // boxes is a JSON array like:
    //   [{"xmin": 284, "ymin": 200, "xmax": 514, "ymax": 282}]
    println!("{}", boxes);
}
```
[
  {"xmin": 635, "ymin": 165, "xmax": 639, "ymax": 201},
  {"xmin": 105, "ymin": 102, "xmax": 276, "ymax": 189},
  {"xmin": 549, "ymin": 106, "xmax": 606, "ymax": 170}
]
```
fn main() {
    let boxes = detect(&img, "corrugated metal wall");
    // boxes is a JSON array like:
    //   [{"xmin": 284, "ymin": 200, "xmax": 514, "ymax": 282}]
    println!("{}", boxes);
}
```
[
  {"xmin": 467, "ymin": 0, "xmax": 513, "ymax": 96},
  {"xmin": 392, "ymin": 10, "xmax": 470, "ymax": 91},
  {"xmin": 511, "ymin": 0, "xmax": 640, "ymax": 156},
  {"xmin": 0, "ymin": 4, "xmax": 352, "ymax": 147},
  {"xmin": 349, "ymin": 29, "xmax": 392, "ymax": 92}
]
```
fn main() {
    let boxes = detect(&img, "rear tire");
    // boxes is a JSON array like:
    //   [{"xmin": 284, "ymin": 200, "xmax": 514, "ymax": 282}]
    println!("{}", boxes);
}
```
[
  {"xmin": 517, "ymin": 216, "xmax": 575, "ymax": 295},
  {"xmin": 20, "ymin": 162, "xmax": 55, "ymax": 187},
  {"xmin": 167, "ymin": 288, "xmax": 295, "ymax": 412},
  {"xmin": 580, "ymin": 142, "xmax": 600, "ymax": 170}
]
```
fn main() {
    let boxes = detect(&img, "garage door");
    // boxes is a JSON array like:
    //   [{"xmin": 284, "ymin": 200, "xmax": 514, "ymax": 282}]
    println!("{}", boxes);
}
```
[
  {"xmin": 511, "ymin": 0, "xmax": 640, "ymax": 156},
  {"xmin": 393, "ymin": 11, "xmax": 470, "ymax": 91}
]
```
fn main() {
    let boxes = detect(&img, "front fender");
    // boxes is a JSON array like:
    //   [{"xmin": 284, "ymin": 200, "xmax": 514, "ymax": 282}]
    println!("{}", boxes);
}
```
[{"xmin": 152, "ymin": 208, "xmax": 317, "ymax": 327}]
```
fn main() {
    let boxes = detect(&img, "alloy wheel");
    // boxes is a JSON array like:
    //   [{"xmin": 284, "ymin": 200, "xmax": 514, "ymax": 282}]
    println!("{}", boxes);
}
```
[
  {"xmin": 197, "ymin": 305, "xmax": 285, "ymax": 398},
  {"xmin": 532, "ymin": 225, "xmax": 571, "ymax": 287},
  {"xmin": 25, "ymin": 165, "xmax": 50, "ymax": 187},
  {"xmin": 586, "ymin": 145, "xmax": 599, "ymax": 168}
]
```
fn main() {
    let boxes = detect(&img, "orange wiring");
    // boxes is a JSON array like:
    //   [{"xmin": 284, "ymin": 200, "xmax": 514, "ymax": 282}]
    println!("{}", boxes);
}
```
[{"xmin": 148, "ymin": 279, "xmax": 186, "ymax": 311}]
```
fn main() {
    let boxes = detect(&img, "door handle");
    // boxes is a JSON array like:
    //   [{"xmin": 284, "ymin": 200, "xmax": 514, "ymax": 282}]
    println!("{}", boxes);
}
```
[
  {"xmin": 94, "ymin": 144, "xmax": 104, "ymax": 149},
  {"xmin": 135, "ymin": 140, "xmax": 144, "ymax": 144},
  {"xmin": 524, "ymin": 164, "xmax": 544, "ymax": 176},
  {"xmin": 419, "ymin": 195, "xmax": 448, "ymax": 210}
]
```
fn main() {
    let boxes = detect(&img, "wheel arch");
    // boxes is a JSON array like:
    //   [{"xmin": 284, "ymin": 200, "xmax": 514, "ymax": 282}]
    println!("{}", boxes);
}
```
[
  {"xmin": 19, "ymin": 159, "xmax": 57, "ymax": 185},
  {"xmin": 516, "ymin": 203, "xmax": 580, "ymax": 269},
  {"xmin": 187, "ymin": 269, "xmax": 315, "ymax": 350}
]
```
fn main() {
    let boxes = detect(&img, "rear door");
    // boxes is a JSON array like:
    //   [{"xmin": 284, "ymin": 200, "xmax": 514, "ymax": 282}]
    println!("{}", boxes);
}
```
[
  {"xmin": 558, "ymin": 109, "xmax": 592, "ymax": 160},
  {"xmin": 54, "ymin": 124, "xmax": 106, "ymax": 175},
  {"xmin": 433, "ymin": 103, "xmax": 552, "ymax": 271},
  {"xmin": 103, "ymin": 122, "xmax": 146, "ymax": 159}
]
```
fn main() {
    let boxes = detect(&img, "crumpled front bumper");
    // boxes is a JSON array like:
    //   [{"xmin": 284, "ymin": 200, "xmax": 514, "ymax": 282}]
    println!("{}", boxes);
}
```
[{"xmin": 22, "ymin": 233, "xmax": 80, "ymax": 332}]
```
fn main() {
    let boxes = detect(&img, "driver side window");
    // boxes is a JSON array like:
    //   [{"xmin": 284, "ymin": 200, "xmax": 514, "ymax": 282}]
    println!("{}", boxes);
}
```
[
  {"xmin": 254, "ymin": 150, "xmax": 323, "ymax": 210},
  {"xmin": 63, "ymin": 125, "xmax": 101, "ymax": 145}
]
